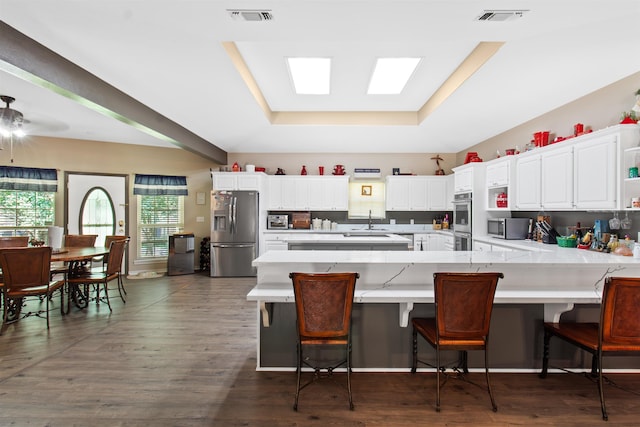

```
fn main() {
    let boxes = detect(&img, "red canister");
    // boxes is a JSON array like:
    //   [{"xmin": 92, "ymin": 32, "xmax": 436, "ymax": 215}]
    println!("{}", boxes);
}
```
[{"xmin": 496, "ymin": 192, "xmax": 508, "ymax": 208}]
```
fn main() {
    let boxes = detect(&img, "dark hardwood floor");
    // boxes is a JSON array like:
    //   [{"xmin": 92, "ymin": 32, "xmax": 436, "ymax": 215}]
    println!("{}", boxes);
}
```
[{"xmin": 1, "ymin": 273, "xmax": 638, "ymax": 426}]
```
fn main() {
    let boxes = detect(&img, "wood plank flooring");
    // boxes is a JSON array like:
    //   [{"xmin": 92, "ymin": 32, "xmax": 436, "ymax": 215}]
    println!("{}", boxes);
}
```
[{"xmin": 0, "ymin": 273, "xmax": 639, "ymax": 426}]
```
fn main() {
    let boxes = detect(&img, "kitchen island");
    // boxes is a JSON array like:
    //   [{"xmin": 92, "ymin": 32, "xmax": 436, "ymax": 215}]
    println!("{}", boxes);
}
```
[{"xmin": 247, "ymin": 248, "xmax": 640, "ymax": 371}]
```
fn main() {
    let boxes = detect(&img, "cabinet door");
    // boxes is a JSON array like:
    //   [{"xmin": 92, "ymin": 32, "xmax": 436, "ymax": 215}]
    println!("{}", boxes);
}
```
[
  {"xmin": 267, "ymin": 177, "xmax": 284, "ymax": 209},
  {"xmin": 515, "ymin": 154, "xmax": 541, "ymax": 209},
  {"xmin": 443, "ymin": 234, "xmax": 454, "ymax": 251},
  {"xmin": 293, "ymin": 178, "xmax": 310, "ymax": 210},
  {"xmin": 427, "ymin": 234, "xmax": 445, "ymax": 251},
  {"xmin": 541, "ymin": 146, "xmax": 573, "ymax": 209},
  {"xmin": 574, "ymin": 136, "xmax": 617, "ymax": 209},
  {"xmin": 486, "ymin": 160, "xmax": 509, "ymax": 187},
  {"xmin": 324, "ymin": 177, "xmax": 349, "ymax": 210},
  {"xmin": 427, "ymin": 177, "xmax": 448, "ymax": 210},
  {"xmin": 237, "ymin": 174, "xmax": 261, "ymax": 191},
  {"xmin": 454, "ymin": 168, "xmax": 473, "ymax": 193},
  {"xmin": 212, "ymin": 173, "xmax": 237, "ymax": 191},
  {"xmin": 267, "ymin": 177, "xmax": 296, "ymax": 210},
  {"xmin": 408, "ymin": 178, "xmax": 428, "ymax": 211},
  {"xmin": 385, "ymin": 177, "xmax": 411, "ymax": 211}
]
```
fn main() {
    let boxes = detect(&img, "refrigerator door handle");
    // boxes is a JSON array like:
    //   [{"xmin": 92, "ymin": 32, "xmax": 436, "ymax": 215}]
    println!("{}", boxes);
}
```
[
  {"xmin": 211, "ymin": 243, "xmax": 254, "ymax": 248},
  {"xmin": 231, "ymin": 196, "xmax": 237, "ymax": 234}
]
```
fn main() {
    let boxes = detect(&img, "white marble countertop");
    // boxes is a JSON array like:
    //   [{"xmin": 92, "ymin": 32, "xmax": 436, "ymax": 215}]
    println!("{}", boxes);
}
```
[{"xmin": 252, "ymin": 245, "xmax": 638, "ymax": 265}]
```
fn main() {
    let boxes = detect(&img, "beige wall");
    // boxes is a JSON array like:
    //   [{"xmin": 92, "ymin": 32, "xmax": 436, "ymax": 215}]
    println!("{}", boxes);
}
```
[
  {"xmin": 460, "ymin": 71, "xmax": 640, "ymax": 164},
  {"xmin": 226, "ymin": 153, "xmax": 457, "ymax": 177},
  {"xmin": 1, "ymin": 136, "xmax": 218, "ymax": 273}
]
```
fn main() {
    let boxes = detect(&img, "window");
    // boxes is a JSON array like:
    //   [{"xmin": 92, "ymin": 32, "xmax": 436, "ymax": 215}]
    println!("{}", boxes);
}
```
[
  {"xmin": 348, "ymin": 181, "xmax": 386, "ymax": 219},
  {"xmin": 80, "ymin": 187, "xmax": 115, "ymax": 246},
  {"xmin": 0, "ymin": 190, "xmax": 55, "ymax": 241},
  {"xmin": 137, "ymin": 194, "xmax": 184, "ymax": 258}
]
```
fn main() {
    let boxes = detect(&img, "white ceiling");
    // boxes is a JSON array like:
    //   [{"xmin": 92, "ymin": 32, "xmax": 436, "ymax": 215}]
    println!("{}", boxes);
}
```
[{"xmin": 2, "ymin": 0, "xmax": 640, "ymax": 158}]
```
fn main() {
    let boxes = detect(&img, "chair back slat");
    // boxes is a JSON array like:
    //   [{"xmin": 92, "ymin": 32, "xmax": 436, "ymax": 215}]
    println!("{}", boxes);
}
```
[
  {"xmin": 601, "ymin": 277, "xmax": 640, "ymax": 345},
  {"xmin": 64, "ymin": 234, "xmax": 98, "ymax": 247},
  {"xmin": 0, "ymin": 236, "xmax": 29, "ymax": 248},
  {"xmin": 105, "ymin": 239, "xmax": 128, "ymax": 276},
  {"xmin": 0, "ymin": 246, "xmax": 52, "ymax": 290},
  {"xmin": 290, "ymin": 272, "xmax": 358, "ymax": 339},
  {"xmin": 434, "ymin": 272, "xmax": 503, "ymax": 339}
]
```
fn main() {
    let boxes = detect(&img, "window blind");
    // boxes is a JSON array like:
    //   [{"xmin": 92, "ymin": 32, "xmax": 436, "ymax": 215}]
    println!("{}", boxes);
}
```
[{"xmin": 133, "ymin": 174, "xmax": 188, "ymax": 196}]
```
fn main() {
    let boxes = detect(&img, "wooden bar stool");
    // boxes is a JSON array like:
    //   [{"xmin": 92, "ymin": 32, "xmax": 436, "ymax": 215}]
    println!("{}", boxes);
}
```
[
  {"xmin": 411, "ymin": 272, "xmax": 503, "ymax": 412},
  {"xmin": 289, "ymin": 272, "xmax": 359, "ymax": 411},
  {"xmin": 540, "ymin": 276, "xmax": 640, "ymax": 421}
]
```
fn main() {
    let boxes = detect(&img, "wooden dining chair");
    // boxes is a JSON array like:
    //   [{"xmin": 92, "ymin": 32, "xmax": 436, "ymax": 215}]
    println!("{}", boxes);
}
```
[
  {"xmin": 0, "ymin": 236, "xmax": 29, "ymax": 248},
  {"xmin": 540, "ymin": 276, "xmax": 640, "ymax": 421},
  {"xmin": 0, "ymin": 236, "xmax": 31, "ymax": 318},
  {"xmin": 289, "ymin": 272, "xmax": 359, "ymax": 411},
  {"xmin": 0, "ymin": 246, "xmax": 65, "ymax": 334},
  {"xmin": 66, "ymin": 238, "xmax": 128, "ymax": 311},
  {"xmin": 411, "ymin": 272, "xmax": 503, "ymax": 412},
  {"xmin": 64, "ymin": 234, "xmax": 98, "ymax": 247}
]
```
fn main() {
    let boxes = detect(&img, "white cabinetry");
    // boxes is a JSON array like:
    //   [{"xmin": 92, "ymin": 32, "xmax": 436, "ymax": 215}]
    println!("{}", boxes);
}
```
[
  {"xmin": 573, "ymin": 134, "xmax": 617, "ymax": 210},
  {"xmin": 212, "ymin": 172, "xmax": 264, "ymax": 191},
  {"xmin": 541, "ymin": 145, "xmax": 574, "ymax": 209},
  {"xmin": 454, "ymin": 167, "xmax": 474, "ymax": 193},
  {"xmin": 514, "ymin": 154, "xmax": 541, "ymax": 210},
  {"xmin": 385, "ymin": 176, "xmax": 449, "ymax": 211},
  {"xmin": 413, "ymin": 233, "xmax": 447, "ymax": 251},
  {"xmin": 427, "ymin": 177, "xmax": 449, "ymax": 210},
  {"xmin": 263, "ymin": 233, "xmax": 290, "ymax": 253},
  {"xmin": 267, "ymin": 176, "xmax": 349, "ymax": 211},
  {"xmin": 385, "ymin": 176, "xmax": 412, "ymax": 211},
  {"xmin": 486, "ymin": 157, "xmax": 514, "ymax": 211}
]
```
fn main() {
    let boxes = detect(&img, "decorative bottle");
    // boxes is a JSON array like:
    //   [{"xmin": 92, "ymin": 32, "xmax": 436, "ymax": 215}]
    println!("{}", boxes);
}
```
[{"xmin": 301, "ymin": 165, "xmax": 307, "ymax": 175}]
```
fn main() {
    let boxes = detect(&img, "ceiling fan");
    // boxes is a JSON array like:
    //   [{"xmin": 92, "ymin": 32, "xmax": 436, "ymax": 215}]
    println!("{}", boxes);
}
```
[{"xmin": 0, "ymin": 95, "xmax": 25, "ymax": 137}]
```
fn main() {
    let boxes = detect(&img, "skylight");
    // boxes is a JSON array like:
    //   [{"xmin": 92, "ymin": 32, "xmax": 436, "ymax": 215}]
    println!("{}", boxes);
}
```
[
  {"xmin": 367, "ymin": 57, "xmax": 421, "ymax": 95},
  {"xmin": 287, "ymin": 57, "xmax": 331, "ymax": 95}
]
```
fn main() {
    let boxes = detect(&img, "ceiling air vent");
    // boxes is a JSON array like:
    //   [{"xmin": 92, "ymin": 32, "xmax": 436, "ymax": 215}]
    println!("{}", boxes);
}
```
[
  {"xmin": 228, "ymin": 9, "xmax": 274, "ymax": 22},
  {"xmin": 477, "ymin": 10, "xmax": 528, "ymax": 21}
]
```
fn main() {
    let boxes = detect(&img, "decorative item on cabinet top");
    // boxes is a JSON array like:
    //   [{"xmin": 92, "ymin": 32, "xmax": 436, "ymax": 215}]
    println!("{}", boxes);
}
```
[{"xmin": 353, "ymin": 168, "xmax": 380, "ymax": 179}]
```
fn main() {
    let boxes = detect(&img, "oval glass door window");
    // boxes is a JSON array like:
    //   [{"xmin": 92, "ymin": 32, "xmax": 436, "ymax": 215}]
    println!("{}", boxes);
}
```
[{"xmin": 80, "ymin": 187, "xmax": 115, "ymax": 246}]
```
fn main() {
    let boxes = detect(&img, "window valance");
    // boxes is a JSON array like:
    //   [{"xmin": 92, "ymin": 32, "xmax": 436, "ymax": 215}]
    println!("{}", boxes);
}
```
[
  {"xmin": 133, "ymin": 174, "xmax": 188, "ymax": 196},
  {"xmin": 0, "ymin": 166, "xmax": 58, "ymax": 192}
]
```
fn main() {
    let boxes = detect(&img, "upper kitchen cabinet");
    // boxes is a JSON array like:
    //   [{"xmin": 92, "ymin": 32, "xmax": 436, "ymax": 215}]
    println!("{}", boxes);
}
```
[
  {"xmin": 385, "ymin": 176, "xmax": 449, "ymax": 211},
  {"xmin": 573, "ymin": 124, "xmax": 638, "ymax": 210},
  {"xmin": 485, "ymin": 157, "xmax": 515, "ymax": 211},
  {"xmin": 212, "ymin": 172, "xmax": 265, "ymax": 191},
  {"xmin": 267, "ymin": 175, "xmax": 349, "ymax": 211},
  {"xmin": 514, "ymin": 153, "xmax": 541, "ymax": 210},
  {"xmin": 511, "ymin": 124, "xmax": 639, "ymax": 211},
  {"xmin": 453, "ymin": 165, "xmax": 474, "ymax": 193},
  {"xmin": 541, "ymin": 145, "xmax": 574, "ymax": 210},
  {"xmin": 573, "ymin": 133, "xmax": 618, "ymax": 210}
]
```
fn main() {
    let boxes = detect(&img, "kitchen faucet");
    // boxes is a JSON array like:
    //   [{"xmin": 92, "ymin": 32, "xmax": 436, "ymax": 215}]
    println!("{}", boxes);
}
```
[{"xmin": 368, "ymin": 210, "xmax": 372, "ymax": 230}]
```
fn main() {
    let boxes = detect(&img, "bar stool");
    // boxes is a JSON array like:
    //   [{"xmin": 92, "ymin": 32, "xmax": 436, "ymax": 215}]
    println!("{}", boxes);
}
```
[
  {"xmin": 540, "ymin": 276, "xmax": 640, "ymax": 421},
  {"xmin": 411, "ymin": 272, "xmax": 503, "ymax": 412},
  {"xmin": 289, "ymin": 272, "xmax": 359, "ymax": 411}
]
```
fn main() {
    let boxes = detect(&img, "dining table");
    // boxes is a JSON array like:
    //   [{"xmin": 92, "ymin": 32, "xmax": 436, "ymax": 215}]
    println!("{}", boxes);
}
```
[{"xmin": 51, "ymin": 246, "xmax": 110, "ymax": 311}]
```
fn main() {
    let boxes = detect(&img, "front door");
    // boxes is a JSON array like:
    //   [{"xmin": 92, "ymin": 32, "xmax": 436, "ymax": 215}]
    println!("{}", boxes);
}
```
[{"xmin": 65, "ymin": 172, "xmax": 128, "ymax": 270}]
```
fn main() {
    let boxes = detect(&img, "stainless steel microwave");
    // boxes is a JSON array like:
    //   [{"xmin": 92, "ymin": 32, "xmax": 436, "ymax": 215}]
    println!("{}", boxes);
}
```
[
  {"xmin": 487, "ymin": 218, "xmax": 530, "ymax": 240},
  {"xmin": 267, "ymin": 214, "xmax": 289, "ymax": 230}
]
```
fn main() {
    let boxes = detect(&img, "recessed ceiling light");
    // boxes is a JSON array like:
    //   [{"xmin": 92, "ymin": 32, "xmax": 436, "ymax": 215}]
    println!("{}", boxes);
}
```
[
  {"xmin": 287, "ymin": 57, "xmax": 331, "ymax": 95},
  {"xmin": 368, "ymin": 57, "xmax": 421, "ymax": 95}
]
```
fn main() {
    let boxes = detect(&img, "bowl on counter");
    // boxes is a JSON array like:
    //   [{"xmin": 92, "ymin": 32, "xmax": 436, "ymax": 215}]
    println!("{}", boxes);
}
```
[{"xmin": 557, "ymin": 236, "xmax": 577, "ymax": 248}]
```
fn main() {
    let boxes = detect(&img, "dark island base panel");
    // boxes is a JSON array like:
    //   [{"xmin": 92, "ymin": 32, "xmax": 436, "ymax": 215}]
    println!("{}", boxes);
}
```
[{"xmin": 259, "ymin": 303, "xmax": 640, "ymax": 370}]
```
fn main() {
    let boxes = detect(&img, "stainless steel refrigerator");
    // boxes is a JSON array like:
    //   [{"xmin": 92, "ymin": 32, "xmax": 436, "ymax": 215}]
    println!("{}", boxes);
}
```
[{"xmin": 210, "ymin": 190, "xmax": 259, "ymax": 277}]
